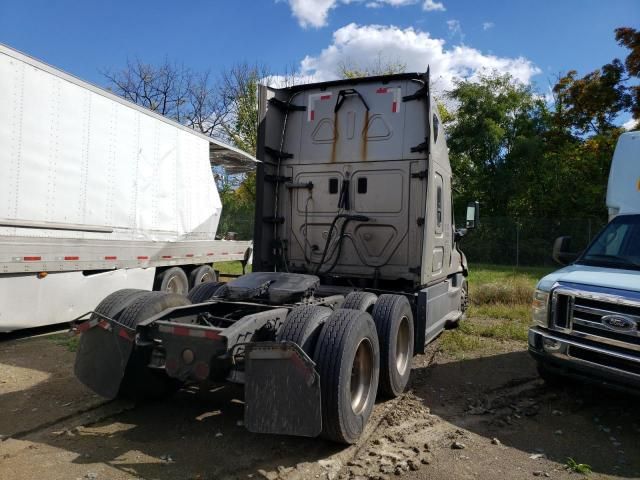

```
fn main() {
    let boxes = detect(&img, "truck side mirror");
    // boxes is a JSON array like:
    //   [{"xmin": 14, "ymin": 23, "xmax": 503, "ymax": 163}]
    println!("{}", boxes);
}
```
[
  {"xmin": 552, "ymin": 236, "xmax": 579, "ymax": 266},
  {"xmin": 466, "ymin": 201, "xmax": 480, "ymax": 229}
]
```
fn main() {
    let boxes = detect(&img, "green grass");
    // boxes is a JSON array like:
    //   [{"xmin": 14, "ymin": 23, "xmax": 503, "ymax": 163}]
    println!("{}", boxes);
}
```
[
  {"xmin": 214, "ymin": 261, "xmax": 250, "ymax": 276},
  {"xmin": 50, "ymin": 333, "xmax": 80, "ymax": 352},
  {"xmin": 565, "ymin": 458, "xmax": 592, "ymax": 475},
  {"xmin": 439, "ymin": 263, "xmax": 552, "ymax": 357}
]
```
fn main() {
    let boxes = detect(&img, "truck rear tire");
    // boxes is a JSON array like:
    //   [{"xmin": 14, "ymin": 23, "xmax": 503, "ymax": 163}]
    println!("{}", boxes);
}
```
[
  {"xmin": 276, "ymin": 305, "xmax": 332, "ymax": 356},
  {"xmin": 189, "ymin": 265, "xmax": 217, "ymax": 288},
  {"xmin": 342, "ymin": 291, "xmax": 378, "ymax": 312},
  {"xmin": 90, "ymin": 289, "xmax": 149, "ymax": 323},
  {"xmin": 118, "ymin": 292, "xmax": 192, "ymax": 401},
  {"xmin": 313, "ymin": 309, "xmax": 380, "ymax": 444},
  {"xmin": 154, "ymin": 267, "xmax": 189, "ymax": 295},
  {"xmin": 187, "ymin": 281, "xmax": 224, "ymax": 303},
  {"xmin": 371, "ymin": 294, "xmax": 414, "ymax": 398}
]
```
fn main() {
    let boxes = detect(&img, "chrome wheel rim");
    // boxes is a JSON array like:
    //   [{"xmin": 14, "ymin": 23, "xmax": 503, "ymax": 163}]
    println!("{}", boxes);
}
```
[
  {"xmin": 396, "ymin": 315, "xmax": 411, "ymax": 376},
  {"xmin": 350, "ymin": 338, "xmax": 374, "ymax": 415}
]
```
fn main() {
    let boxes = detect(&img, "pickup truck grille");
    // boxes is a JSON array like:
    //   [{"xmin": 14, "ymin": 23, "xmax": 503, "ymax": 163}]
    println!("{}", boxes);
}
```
[{"xmin": 552, "ymin": 286, "xmax": 640, "ymax": 352}]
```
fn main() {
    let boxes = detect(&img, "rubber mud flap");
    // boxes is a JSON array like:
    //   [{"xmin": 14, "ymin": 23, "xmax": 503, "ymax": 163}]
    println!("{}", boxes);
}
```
[
  {"xmin": 244, "ymin": 342, "xmax": 322, "ymax": 437},
  {"xmin": 74, "ymin": 324, "xmax": 135, "ymax": 399}
]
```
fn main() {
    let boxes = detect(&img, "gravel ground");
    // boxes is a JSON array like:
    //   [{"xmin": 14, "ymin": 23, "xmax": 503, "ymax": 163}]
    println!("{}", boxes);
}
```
[{"xmin": 1, "ymin": 330, "xmax": 639, "ymax": 480}]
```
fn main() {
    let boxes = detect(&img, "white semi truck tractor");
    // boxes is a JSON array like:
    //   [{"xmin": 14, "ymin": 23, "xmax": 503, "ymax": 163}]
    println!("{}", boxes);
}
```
[
  {"xmin": 0, "ymin": 44, "xmax": 255, "ymax": 332},
  {"xmin": 529, "ymin": 131, "xmax": 640, "ymax": 391},
  {"xmin": 73, "ymin": 71, "xmax": 478, "ymax": 443}
]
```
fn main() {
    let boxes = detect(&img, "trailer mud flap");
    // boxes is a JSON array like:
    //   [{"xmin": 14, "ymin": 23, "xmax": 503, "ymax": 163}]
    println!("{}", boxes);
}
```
[
  {"xmin": 73, "ymin": 317, "xmax": 135, "ymax": 399},
  {"xmin": 244, "ymin": 342, "xmax": 322, "ymax": 437}
]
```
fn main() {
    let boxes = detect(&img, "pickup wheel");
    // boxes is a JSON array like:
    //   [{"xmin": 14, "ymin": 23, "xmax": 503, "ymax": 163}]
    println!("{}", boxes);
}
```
[
  {"xmin": 118, "ymin": 292, "xmax": 192, "ymax": 401},
  {"xmin": 276, "ymin": 305, "xmax": 332, "ymax": 356},
  {"xmin": 371, "ymin": 294, "xmax": 414, "ymax": 398},
  {"xmin": 189, "ymin": 265, "xmax": 217, "ymax": 288},
  {"xmin": 313, "ymin": 309, "xmax": 380, "ymax": 444},
  {"xmin": 154, "ymin": 267, "xmax": 189, "ymax": 295},
  {"xmin": 187, "ymin": 281, "xmax": 224, "ymax": 303},
  {"xmin": 342, "ymin": 291, "xmax": 378, "ymax": 312}
]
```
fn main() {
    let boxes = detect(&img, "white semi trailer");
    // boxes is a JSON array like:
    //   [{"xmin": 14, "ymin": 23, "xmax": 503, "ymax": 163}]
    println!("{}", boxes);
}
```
[{"xmin": 0, "ymin": 44, "xmax": 256, "ymax": 332}]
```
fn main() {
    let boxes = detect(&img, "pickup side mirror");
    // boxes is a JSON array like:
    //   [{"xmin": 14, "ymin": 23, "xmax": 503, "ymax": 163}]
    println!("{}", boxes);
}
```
[
  {"xmin": 552, "ymin": 236, "xmax": 579, "ymax": 266},
  {"xmin": 466, "ymin": 201, "xmax": 480, "ymax": 230}
]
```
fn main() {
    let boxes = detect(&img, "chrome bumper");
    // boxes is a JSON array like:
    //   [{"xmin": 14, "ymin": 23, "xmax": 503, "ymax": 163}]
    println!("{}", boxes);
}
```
[{"xmin": 528, "ymin": 326, "xmax": 640, "ymax": 389}]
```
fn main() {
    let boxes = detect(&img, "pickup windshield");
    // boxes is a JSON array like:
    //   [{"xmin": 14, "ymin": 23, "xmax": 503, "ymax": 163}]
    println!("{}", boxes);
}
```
[{"xmin": 578, "ymin": 214, "xmax": 640, "ymax": 271}]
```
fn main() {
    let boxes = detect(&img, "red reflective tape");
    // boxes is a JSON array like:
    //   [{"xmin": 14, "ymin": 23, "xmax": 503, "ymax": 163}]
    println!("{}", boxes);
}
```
[
  {"xmin": 392, "ymin": 101, "xmax": 397, "ymax": 113},
  {"xmin": 137, "ymin": 256, "xmax": 149, "ymax": 260},
  {"xmin": 98, "ymin": 320, "xmax": 110, "ymax": 330},
  {"xmin": 221, "ymin": 252, "xmax": 229, "ymax": 255},
  {"xmin": 376, "ymin": 87, "xmax": 389, "ymax": 93},
  {"xmin": 206, "ymin": 252, "xmax": 214, "ymax": 256},
  {"xmin": 310, "ymin": 110, "xmax": 315, "ymax": 121},
  {"xmin": 185, "ymin": 254, "xmax": 194, "ymax": 258},
  {"xmin": 64, "ymin": 256, "xmax": 79, "ymax": 261},
  {"xmin": 77, "ymin": 321, "xmax": 93, "ymax": 333},
  {"xmin": 161, "ymin": 255, "xmax": 172, "ymax": 259},
  {"xmin": 204, "ymin": 330, "xmax": 221, "ymax": 340},
  {"xmin": 320, "ymin": 95, "xmax": 331, "ymax": 100},
  {"xmin": 118, "ymin": 328, "xmax": 133, "ymax": 341},
  {"xmin": 24, "ymin": 256, "xmax": 41, "ymax": 261},
  {"xmin": 173, "ymin": 326, "xmax": 190, "ymax": 337},
  {"xmin": 104, "ymin": 256, "xmax": 117, "ymax": 260}
]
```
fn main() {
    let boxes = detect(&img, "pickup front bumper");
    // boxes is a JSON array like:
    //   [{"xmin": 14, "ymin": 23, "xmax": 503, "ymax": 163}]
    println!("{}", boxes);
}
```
[{"xmin": 528, "ymin": 327, "xmax": 640, "ymax": 392}]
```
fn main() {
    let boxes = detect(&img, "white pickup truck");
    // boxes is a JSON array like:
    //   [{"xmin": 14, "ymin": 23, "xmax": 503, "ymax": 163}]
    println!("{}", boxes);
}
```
[
  {"xmin": 529, "ymin": 131, "xmax": 640, "ymax": 390},
  {"xmin": 0, "ymin": 44, "xmax": 255, "ymax": 332}
]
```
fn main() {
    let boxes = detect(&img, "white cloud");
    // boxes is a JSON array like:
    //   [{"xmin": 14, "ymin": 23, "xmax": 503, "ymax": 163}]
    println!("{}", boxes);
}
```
[
  {"xmin": 482, "ymin": 21, "xmax": 494, "ymax": 31},
  {"xmin": 446, "ymin": 19, "xmax": 464, "ymax": 41},
  {"xmin": 622, "ymin": 117, "xmax": 638, "ymax": 131},
  {"xmin": 283, "ymin": 0, "xmax": 339, "ymax": 28},
  {"xmin": 281, "ymin": 0, "xmax": 438, "ymax": 28},
  {"xmin": 423, "ymin": 0, "xmax": 445, "ymax": 11},
  {"xmin": 298, "ymin": 23, "xmax": 541, "ymax": 92}
]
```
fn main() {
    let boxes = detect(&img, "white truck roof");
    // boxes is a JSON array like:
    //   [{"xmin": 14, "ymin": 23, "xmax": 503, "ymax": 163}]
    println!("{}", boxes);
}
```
[{"xmin": 607, "ymin": 130, "xmax": 640, "ymax": 216}]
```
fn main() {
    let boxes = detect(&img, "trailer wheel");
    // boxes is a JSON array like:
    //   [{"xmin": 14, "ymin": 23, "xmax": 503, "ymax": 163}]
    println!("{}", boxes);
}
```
[
  {"xmin": 341, "ymin": 291, "xmax": 378, "ymax": 313},
  {"xmin": 118, "ymin": 292, "xmax": 192, "ymax": 401},
  {"xmin": 155, "ymin": 267, "xmax": 189, "ymax": 295},
  {"xmin": 187, "ymin": 281, "xmax": 225, "ymax": 303},
  {"xmin": 371, "ymin": 294, "xmax": 414, "ymax": 398},
  {"xmin": 189, "ymin": 265, "xmax": 217, "ymax": 288},
  {"xmin": 314, "ymin": 309, "xmax": 380, "ymax": 444},
  {"xmin": 276, "ymin": 305, "xmax": 332, "ymax": 356}
]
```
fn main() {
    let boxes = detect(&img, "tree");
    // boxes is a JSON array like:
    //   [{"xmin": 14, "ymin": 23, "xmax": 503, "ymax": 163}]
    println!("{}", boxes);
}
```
[
  {"xmin": 103, "ymin": 58, "xmax": 230, "ymax": 138},
  {"xmin": 615, "ymin": 27, "xmax": 640, "ymax": 124},
  {"xmin": 338, "ymin": 53, "xmax": 406, "ymax": 79}
]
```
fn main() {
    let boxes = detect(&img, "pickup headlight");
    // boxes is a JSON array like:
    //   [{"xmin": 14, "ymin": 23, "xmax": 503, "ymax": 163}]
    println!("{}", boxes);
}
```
[{"xmin": 531, "ymin": 289, "xmax": 550, "ymax": 327}]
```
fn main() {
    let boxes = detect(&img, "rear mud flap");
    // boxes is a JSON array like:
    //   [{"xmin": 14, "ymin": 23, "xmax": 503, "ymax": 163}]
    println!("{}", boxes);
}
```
[
  {"xmin": 73, "ymin": 316, "xmax": 135, "ymax": 399},
  {"xmin": 244, "ymin": 342, "xmax": 322, "ymax": 437}
]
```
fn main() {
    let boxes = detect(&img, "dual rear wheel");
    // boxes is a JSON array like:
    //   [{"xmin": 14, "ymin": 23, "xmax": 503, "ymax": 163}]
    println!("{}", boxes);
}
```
[{"xmin": 277, "ymin": 292, "xmax": 415, "ymax": 443}]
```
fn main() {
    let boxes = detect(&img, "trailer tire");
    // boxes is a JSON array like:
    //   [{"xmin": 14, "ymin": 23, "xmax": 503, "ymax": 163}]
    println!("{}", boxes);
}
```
[
  {"xmin": 371, "ymin": 294, "xmax": 414, "ymax": 398},
  {"xmin": 154, "ymin": 267, "xmax": 189, "ymax": 295},
  {"xmin": 276, "ymin": 305, "xmax": 332, "ymax": 356},
  {"xmin": 187, "ymin": 281, "xmax": 225, "ymax": 303},
  {"xmin": 314, "ymin": 309, "xmax": 380, "ymax": 444},
  {"xmin": 341, "ymin": 291, "xmax": 378, "ymax": 313},
  {"xmin": 118, "ymin": 292, "xmax": 192, "ymax": 401},
  {"xmin": 189, "ymin": 265, "xmax": 217, "ymax": 288}
]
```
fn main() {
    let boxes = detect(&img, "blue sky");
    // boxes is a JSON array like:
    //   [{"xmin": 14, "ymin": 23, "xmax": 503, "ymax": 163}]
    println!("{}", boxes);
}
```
[{"xmin": 1, "ymin": 0, "xmax": 638, "ymax": 99}]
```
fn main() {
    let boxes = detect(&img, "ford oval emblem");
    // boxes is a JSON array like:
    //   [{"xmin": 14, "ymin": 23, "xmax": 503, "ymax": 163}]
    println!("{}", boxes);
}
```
[{"xmin": 601, "ymin": 314, "xmax": 637, "ymax": 332}]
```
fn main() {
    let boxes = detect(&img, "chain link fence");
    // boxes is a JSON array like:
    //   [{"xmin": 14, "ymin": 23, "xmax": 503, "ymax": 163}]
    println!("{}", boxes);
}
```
[{"xmin": 457, "ymin": 216, "xmax": 607, "ymax": 267}]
